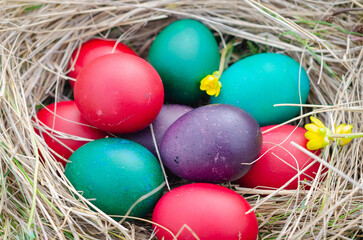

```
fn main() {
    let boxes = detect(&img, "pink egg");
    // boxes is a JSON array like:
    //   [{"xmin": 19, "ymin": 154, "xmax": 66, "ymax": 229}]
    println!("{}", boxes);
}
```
[
  {"xmin": 152, "ymin": 183, "xmax": 258, "ymax": 240},
  {"xmin": 34, "ymin": 101, "xmax": 108, "ymax": 166},
  {"xmin": 68, "ymin": 38, "xmax": 136, "ymax": 87},
  {"xmin": 237, "ymin": 125, "xmax": 324, "ymax": 189},
  {"xmin": 74, "ymin": 53, "xmax": 164, "ymax": 134}
]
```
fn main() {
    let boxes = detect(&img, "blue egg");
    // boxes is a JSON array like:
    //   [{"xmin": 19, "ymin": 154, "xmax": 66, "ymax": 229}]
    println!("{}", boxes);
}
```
[{"xmin": 211, "ymin": 53, "xmax": 310, "ymax": 126}]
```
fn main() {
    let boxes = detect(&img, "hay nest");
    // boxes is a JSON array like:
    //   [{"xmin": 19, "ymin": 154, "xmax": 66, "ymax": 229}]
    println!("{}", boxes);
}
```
[{"xmin": 1, "ymin": 0, "xmax": 362, "ymax": 239}]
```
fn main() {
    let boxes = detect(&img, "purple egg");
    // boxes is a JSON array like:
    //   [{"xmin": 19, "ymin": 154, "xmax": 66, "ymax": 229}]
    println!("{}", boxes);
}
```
[
  {"xmin": 121, "ymin": 104, "xmax": 193, "ymax": 155},
  {"xmin": 160, "ymin": 104, "xmax": 262, "ymax": 183}
]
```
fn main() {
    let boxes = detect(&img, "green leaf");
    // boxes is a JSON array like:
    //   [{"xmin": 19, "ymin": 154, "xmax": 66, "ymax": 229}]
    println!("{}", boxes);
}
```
[
  {"xmin": 247, "ymin": 41, "xmax": 260, "ymax": 55},
  {"xmin": 24, "ymin": 5, "xmax": 43, "ymax": 12}
]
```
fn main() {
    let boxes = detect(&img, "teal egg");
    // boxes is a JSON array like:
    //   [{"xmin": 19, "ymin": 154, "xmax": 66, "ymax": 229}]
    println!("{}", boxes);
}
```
[
  {"xmin": 211, "ymin": 53, "xmax": 310, "ymax": 126},
  {"xmin": 148, "ymin": 19, "xmax": 220, "ymax": 104},
  {"xmin": 65, "ymin": 138, "xmax": 164, "ymax": 218}
]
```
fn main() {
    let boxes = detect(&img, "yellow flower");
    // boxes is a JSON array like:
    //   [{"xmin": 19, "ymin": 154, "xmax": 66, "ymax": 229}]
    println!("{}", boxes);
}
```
[
  {"xmin": 304, "ymin": 116, "xmax": 362, "ymax": 150},
  {"xmin": 335, "ymin": 123, "xmax": 353, "ymax": 145},
  {"xmin": 200, "ymin": 71, "xmax": 222, "ymax": 97},
  {"xmin": 304, "ymin": 116, "xmax": 330, "ymax": 150}
]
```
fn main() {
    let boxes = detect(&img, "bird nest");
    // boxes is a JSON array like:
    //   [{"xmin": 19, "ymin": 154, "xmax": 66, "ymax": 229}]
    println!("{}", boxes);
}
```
[{"xmin": 1, "ymin": 1, "xmax": 362, "ymax": 239}]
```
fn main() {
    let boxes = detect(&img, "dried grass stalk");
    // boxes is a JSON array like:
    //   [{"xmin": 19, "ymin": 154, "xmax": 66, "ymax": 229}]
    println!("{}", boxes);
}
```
[{"xmin": 0, "ymin": 0, "xmax": 362, "ymax": 239}]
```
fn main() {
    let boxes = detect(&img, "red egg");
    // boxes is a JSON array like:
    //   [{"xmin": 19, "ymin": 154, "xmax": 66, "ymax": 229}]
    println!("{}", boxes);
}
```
[
  {"xmin": 35, "ymin": 101, "xmax": 108, "ymax": 166},
  {"xmin": 74, "ymin": 53, "xmax": 164, "ymax": 134},
  {"xmin": 68, "ymin": 38, "xmax": 136, "ymax": 87},
  {"xmin": 237, "ymin": 125, "xmax": 323, "ymax": 189},
  {"xmin": 152, "ymin": 183, "xmax": 258, "ymax": 240}
]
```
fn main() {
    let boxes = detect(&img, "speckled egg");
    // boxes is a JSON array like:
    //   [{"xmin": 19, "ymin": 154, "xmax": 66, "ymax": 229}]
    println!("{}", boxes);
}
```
[
  {"xmin": 65, "ymin": 138, "xmax": 164, "ymax": 217},
  {"xmin": 160, "ymin": 104, "xmax": 262, "ymax": 183},
  {"xmin": 148, "ymin": 19, "xmax": 220, "ymax": 104},
  {"xmin": 211, "ymin": 53, "xmax": 310, "ymax": 126}
]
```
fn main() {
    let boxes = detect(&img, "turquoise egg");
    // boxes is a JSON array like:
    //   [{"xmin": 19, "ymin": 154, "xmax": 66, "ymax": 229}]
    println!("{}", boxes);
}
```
[
  {"xmin": 211, "ymin": 53, "xmax": 310, "ymax": 126},
  {"xmin": 65, "ymin": 138, "xmax": 164, "ymax": 218},
  {"xmin": 148, "ymin": 19, "xmax": 220, "ymax": 104}
]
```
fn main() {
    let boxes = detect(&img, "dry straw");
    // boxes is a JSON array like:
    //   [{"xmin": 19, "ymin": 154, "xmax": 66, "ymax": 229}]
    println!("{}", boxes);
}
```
[{"xmin": 1, "ymin": 0, "xmax": 362, "ymax": 239}]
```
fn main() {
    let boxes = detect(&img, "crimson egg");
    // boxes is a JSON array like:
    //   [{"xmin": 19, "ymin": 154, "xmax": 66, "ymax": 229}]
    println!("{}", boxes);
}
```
[
  {"xmin": 68, "ymin": 38, "xmax": 136, "ymax": 87},
  {"xmin": 74, "ymin": 53, "xmax": 164, "ymax": 134},
  {"xmin": 152, "ymin": 183, "xmax": 258, "ymax": 240},
  {"xmin": 35, "ymin": 101, "xmax": 107, "ymax": 166},
  {"xmin": 237, "ymin": 125, "xmax": 324, "ymax": 189}
]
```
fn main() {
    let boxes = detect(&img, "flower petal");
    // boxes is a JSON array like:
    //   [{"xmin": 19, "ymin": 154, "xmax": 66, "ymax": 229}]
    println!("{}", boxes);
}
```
[
  {"xmin": 305, "ymin": 131, "xmax": 320, "ymax": 140},
  {"xmin": 310, "ymin": 116, "xmax": 326, "ymax": 128},
  {"xmin": 305, "ymin": 123, "xmax": 319, "ymax": 132},
  {"xmin": 206, "ymin": 88, "xmax": 217, "ymax": 96},
  {"xmin": 307, "ymin": 139, "xmax": 324, "ymax": 150},
  {"xmin": 335, "ymin": 124, "xmax": 344, "ymax": 134},
  {"xmin": 214, "ymin": 81, "xmax": 222, "ymax": 97},
  {"xmin": 338, "ymin": 137, "xmax": 353, "ymax": 146},
  {"xmin": 336, "ymin": 124, "xmax": 353, "ymax": 134},
  {"xmin": 200, "ymin": 75, "xmax": 214, "ymax": 85}
]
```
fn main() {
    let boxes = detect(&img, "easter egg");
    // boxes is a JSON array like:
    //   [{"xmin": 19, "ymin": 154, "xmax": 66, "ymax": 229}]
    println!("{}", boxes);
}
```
[
  {"xmin": 152, "ymin": 183, "xmax": 258, "ymax": 240},
  {"xmin": 74, "ymin": 53, "xmax": 164, "ymax": 134},
  {"xmin": 65, "ymin": 138, "xmax": 164, "ymax": 217},
  {"xmin": 35, "ymin": 101, "xmax": 107, "ymax": 166},
  {"xmin": 122, "ymin": 104, "xmax": 193, "ymax": 155},
  {"xmin": 160, "ymin": 104, "xmax": 262, "ymax": 183},
  {"xmin": 237, "ymin": 125, "xmax": 323, "ymax": 189},
  {"xmin": 148, "ymin": 19, "xmax": 220, "ymax": 104},
  {"xmin": 211, "ymin": 53, "xmax": 310, "ymax": 126},
  {"xmin": 68, "ymin": 38, "xmax": 136, "ymax": 87}
]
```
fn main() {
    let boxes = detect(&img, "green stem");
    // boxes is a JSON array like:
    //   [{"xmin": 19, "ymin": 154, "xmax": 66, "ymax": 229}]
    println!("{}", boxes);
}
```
[
  {"xmin": 328, "ymin": 133, "xmax": 363, "ymax": 139},
  {"xmin": 27, "ymin": 135, "xmax": 40, "ymax": 229},
  {"xmin": 218, "ymin": 43, "xmax": 233, "ymax": 75}
]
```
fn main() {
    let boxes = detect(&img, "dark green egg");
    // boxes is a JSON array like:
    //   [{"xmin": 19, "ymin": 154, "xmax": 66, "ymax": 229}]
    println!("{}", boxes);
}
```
[
  {"xmin": 65, "ymin": 138, "xmax": 164, "ymax": 218},
  {"xmin": 148, "ymin": 19, "xmax": 220, "ymax": 104}
]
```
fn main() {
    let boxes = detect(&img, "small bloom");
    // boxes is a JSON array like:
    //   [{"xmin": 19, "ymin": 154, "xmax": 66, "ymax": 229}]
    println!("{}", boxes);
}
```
[
  {"xmin": 200, "ymin": 71, "xmax": 222, "ymax": 97},
  {"xmin": 304, "ymin": 116, "xmax": 361, "ymax": 150},
  {"xmin": 304, "ymin": 116, "xmax": 330, "ymax": 150},
  {"xmin": 335, "ymin": 123, "xmax": 353, "ymax": 145}
]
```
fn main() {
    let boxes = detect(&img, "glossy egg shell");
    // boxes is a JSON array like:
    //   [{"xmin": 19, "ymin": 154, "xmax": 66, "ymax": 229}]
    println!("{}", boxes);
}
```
[
  {"xmin": 211, "ymin": 53, "xmax": 310, "ymax": 126},
  {"xmin": 65, "ymin": 138, "xmax": 164, "ymax": 217},
  {"xmin": 68, "ymin": 38, "xmax": 136, "ymax": 87},
  {"xmin": 148, "ymin": 19, "xmax": 220, "ymax": 104},
  {"xmin": 74, "ymin": 53, "xmax": 164, "ymax": 134},
  {"xmin": 35, "ymin": 101, "xmax": 107, "ymax": 166},
  {"xmin": 237, "ymin": 125, "xmax": 324, "ymax": 189},
  {"xmin": 121, "ymin": 104, "xmax": 193, "ymax": 155},
  {"xmin": 152, "ymin": 183, "xmax": 258, "ymax": 240},
  {"xmin": 160, "ymin": 104, "xmax": 262, "ymax": 183}
]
